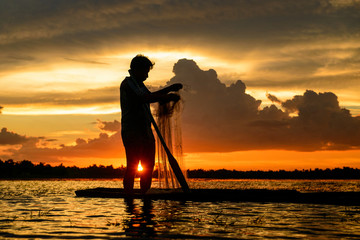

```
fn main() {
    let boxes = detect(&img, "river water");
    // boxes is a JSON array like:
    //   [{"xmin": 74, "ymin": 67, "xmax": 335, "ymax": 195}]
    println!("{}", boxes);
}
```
[{"xmin": 1, "ymin": 179, "xmax": 360, "ymax": 239}]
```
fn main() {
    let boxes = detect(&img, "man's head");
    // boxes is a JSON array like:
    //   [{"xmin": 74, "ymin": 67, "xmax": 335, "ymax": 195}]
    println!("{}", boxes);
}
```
[{"xmin": 130, "ymin": 54, "xmax": 154, "ymax": 81}]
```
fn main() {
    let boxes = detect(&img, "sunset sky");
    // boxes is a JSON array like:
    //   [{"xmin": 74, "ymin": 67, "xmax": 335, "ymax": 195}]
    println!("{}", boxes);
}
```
[{"xmin": 1, "ymin": 0, "xmax": 360, "ymax": 170}]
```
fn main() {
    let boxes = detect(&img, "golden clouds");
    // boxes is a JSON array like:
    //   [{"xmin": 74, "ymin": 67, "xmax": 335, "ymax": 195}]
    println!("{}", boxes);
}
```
[
  {"xmin": 1, "ymin": 0, "xmax": 360, "ymax": 168},
  {"xmin": 169, "ymin": 59, "xmax": 360, "ymax": 152}
]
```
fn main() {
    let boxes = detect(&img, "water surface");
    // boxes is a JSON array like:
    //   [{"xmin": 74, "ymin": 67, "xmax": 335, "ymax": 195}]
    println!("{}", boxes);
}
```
[{"xmin": 1, "ymin": 179, "xmax": 360, "ymax": 239}]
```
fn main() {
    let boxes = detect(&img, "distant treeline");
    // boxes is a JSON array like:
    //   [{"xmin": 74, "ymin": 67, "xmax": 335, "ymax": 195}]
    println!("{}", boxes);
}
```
[
  {"xmin": 186, "ymin": 168, "xmax": 360, "ymax": 179},
  {"xmin": 0, "ymin": 159, "xmax": 126, "ymax": 179},
  {"xmin": 1, "ymin": 159, "xmax": 360, "ymax": 179}
]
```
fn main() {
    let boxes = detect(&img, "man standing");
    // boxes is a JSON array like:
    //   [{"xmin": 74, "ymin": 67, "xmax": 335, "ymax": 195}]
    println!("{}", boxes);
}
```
[{"xmin": 120, "ymin": 54, "xmax": 182, "ymax": 194}]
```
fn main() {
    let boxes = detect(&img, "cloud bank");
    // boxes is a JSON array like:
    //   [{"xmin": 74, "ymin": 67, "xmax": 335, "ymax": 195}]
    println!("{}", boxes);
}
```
[
  {"xmin": 168, "ymin": 59, "xmax": 360, "ymax": 152},
  {"xmin": 0, "ymin": 128, "xmax": 28, "ymax": 145},
  {"xmin": 1, "ymin": 0, "xmax": 359, "ymax": 94},
  {"xmin": 1, "ymin": 59, "xmax": 360, "ymax": 163},
  {"xmin": 1, "ymin": 128, "xmax": 123, "ymax": 164}
]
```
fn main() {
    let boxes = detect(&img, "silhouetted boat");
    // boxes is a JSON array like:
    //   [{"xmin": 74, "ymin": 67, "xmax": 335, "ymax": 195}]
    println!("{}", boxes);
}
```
[{"xmin": 75, "ymin": 188, "xmax": 360, "ymax": 206}]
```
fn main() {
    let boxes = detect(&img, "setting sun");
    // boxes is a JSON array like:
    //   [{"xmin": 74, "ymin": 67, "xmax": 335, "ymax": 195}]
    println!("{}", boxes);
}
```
[{"xmin": 137, "ymin": 161, "xmax": 143, "ymax": 172}]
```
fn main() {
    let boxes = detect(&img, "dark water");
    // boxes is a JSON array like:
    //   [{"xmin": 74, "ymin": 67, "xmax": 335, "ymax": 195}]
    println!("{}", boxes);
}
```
[{"xmin": 1, "ymin": 179, "xmax": 360, "ymax": 239}]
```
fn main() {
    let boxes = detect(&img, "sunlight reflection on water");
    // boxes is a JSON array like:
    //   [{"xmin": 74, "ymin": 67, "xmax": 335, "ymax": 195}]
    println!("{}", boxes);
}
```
[
  {"xmin": 188, "ymin": 179, "xmax": 360, "ymax": 192},
  {"xmin": 1, "ymin": 179, "xmax": 360, "ymax": 239}
]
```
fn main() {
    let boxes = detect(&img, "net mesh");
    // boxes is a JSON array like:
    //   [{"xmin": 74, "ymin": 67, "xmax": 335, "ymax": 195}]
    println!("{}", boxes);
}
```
[{"xmin": 154, "ymin": 100, "xmax": 186, "ymax": 189}]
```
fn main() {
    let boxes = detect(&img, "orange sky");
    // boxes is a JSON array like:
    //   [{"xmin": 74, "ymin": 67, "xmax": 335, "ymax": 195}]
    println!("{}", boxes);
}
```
[{"xmin": 1, "ymin": 1, "xmax": 360, "ymax": 170}]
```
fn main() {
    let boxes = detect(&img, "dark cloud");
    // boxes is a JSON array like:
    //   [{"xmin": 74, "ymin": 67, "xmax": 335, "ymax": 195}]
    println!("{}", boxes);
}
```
[
  {"xmin": 97, "ymin": 119, "xmax": 120, "ymax": 132},
  {"xmin": 246, "ymin": 45, "xmax": 360, "ymax": 91},
  {"xmin": 59, "ymin": 131, "xmax": 122, "ymax": 158},
  {"xmin": 0, "ymin": 106, "xmax": 3, "ymax": 113},
  {"xmin": 1, "ymin": 130, "xmax": 124, "ymax": 163},
  {"xmin": 1, "ymin": 0, "xmax": 359, "ymax": 72},
  {"xmin": 0, "ymin": 128, "xmax": 28, "ymax": 145},
  {"xmin": 266, "ymin": 93, "xmax": 281, "ymax": 104},
  {"xmin": 64, "ymin": 58, "xmax": 109, "ymax": 65},
  {"xmin": 167, "ymin": 59, "xmax": 360, "ymax": 152},
  {"xmin": 281, "ymin": 90, "xmax": 360, "ymax": 150},
  {"xmin": 45, "ymin": 139, "xmax": 57, "ymax": 142},
  {"xmin": 2, "ymin": 0, "xmax": 357, "ymax": 40},
  {"xmin": 0, "ymin": 86, "xmax": 118, "ymax": 106},
  {"xmin": 8, "ymin": 55, "xmax": 35, "ymax": 62},
  {"xmin": 0, "ymin": 0, "xmax": 358, "ymax": 103},
  {"xmin": 247, "ymin": 75, "xmax": 360, "ymax": 91}
]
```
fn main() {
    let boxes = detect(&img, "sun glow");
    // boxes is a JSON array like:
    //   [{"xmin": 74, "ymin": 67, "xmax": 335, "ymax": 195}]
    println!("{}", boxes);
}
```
[
  {"xmin": 2, "ymin": 104, "xmax": 120, "ymax": 115},
  {"xmin": 111, "ymin": 50, "xmax": 206, "ymax": 62},
  {"xmin": 137, "ymin": 161, "xmax": 143, "ymax": 172},
  {"xmin": 1, "ymin": 67, "xmax": 120, "ymax": 93}
]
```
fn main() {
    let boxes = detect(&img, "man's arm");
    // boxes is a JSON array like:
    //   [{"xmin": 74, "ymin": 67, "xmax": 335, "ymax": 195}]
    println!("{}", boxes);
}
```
[
  {"xmin": 141, "ymin": 92, "xmax": 180, "ymax": 104},
  {"xmin": 141, "ymin": 83, "xmax": 182, "ymax": 103},
  {"xmin": 152, "ymin": 83, "xmax": 183, "ymax": 95},
  {"xmin": 124, "ymin": 78, "xmax": 182, "ymax": 104}
]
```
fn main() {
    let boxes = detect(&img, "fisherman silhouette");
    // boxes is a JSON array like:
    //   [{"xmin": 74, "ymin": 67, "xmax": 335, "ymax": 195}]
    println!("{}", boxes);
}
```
[{"xmin": 120, "ymin": 54, "xmax": 182, "ymax": 194}]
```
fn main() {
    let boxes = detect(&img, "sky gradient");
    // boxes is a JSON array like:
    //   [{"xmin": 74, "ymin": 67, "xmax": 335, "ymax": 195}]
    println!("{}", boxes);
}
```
[{"xmin": 1, "ymin": 0, "xmax": 360, "ymax": 170}]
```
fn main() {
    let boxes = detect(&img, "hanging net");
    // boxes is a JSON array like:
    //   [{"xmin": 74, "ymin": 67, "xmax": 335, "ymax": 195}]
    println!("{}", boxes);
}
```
[{"xmin": 154, "ymin": 99, "xmax": 186, "ymax": 189}]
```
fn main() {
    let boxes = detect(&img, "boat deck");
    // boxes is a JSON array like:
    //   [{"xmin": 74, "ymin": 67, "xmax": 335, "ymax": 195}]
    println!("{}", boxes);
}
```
[{"xmin": 75, "ymin": 188, "xmax": 360, "ymax": 206}]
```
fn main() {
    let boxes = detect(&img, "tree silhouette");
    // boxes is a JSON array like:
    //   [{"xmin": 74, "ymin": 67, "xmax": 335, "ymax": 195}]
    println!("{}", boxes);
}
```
[{"xmin": 1, "ymin": 159, "xmax": 360, "ymax": 179}]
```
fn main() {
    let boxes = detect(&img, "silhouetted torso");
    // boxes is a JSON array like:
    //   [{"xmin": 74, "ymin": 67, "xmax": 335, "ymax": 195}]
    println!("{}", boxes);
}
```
[{"xmin": 120, "ymin": 77, "xmax": 153, "ymax": 144}]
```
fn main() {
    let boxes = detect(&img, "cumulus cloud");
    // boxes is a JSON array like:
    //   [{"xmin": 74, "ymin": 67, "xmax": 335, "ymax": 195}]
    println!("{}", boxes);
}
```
[
  {"xmin": 0, "ymin": 128, "xmax": 28, "ymax": 145},
  {"xmin": 167, "ymin": 59, "xmax": 360, "ymax": 152},
  {"xmin": 97, "ymin": 119, "xmax": 120, "ymax": 132},
  {"xmin": 281, "ymin": 90, "xmax": 360, "ymax": 150},
  {"xmin": 1, "ymin": 130, "xmax": 124, "ymax": 163}
]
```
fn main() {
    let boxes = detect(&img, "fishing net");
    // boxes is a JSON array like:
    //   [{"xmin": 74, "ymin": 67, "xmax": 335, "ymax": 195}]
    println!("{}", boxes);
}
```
[{"xmin": 154, "ymin": 99, "xmax": 186, "ymax": 189}]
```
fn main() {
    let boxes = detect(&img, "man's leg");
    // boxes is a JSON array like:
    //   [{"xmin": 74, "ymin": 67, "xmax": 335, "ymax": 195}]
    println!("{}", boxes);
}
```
[
  {"xmin": 140, "ymin": 140, "xmax": 155, "ymax": 194},
  {"xmin": 123, "ymin": 145, "xmax": 140, "ymax": 194}
]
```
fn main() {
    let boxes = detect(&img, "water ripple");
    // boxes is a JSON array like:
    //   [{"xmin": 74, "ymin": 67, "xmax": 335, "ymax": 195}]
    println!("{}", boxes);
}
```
[{"xmin": 1, "ymin": 180, "xmax": 360, "ymax": 239}]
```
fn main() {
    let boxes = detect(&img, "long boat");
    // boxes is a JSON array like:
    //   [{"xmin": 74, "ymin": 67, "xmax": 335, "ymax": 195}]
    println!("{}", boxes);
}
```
[{"xmin": 75, "ymin": 188, "xmax": 360, "ymax": 206}]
